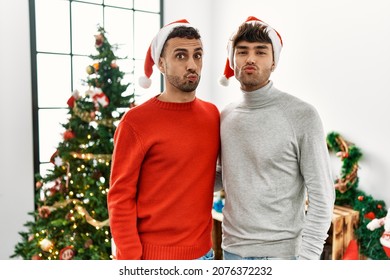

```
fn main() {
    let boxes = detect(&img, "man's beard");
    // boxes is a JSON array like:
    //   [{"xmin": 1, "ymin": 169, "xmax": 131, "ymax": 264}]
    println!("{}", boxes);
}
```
[
  {"xmin": 166, "ymin": 74, "xmax": 200, "ymax": 92},
  {"xmin": 237, "ymin": 68, "xmax": 272, "ymax": 90}
]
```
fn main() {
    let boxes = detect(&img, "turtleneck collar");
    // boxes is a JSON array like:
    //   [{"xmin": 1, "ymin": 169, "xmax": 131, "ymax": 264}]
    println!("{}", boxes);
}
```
[{"xmin": 240, "ymin": 80, "xmax": 275, "ymax": 108}]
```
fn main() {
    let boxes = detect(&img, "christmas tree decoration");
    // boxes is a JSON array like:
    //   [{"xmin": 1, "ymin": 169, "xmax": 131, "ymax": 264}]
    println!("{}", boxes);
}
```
[
  {"xmin": 326, "ymin": 132, "xmax": 361, "ymax": 194},
  {"xmin": 63, "ymin": 130, "xmax": 76, "ymax": 141},
  {"xmin": 367, "ymin": 209, "xmax": 390, "ymax": 258},
  {"xmin": 94, "ymin": 34, "xmax": 104, "ymax": 48},
  {"xmin": 31, "ymin": 254, "xmax": 42, "ymax": 260},
  {"xmin": 67, "ymin": 90, "xmax": 80, "ymax": 108},
  {"xmin": 40, "ymin": 238, "xmax": 54, "ymax": 252},
  {"xmin": 364, "ymin": 211, "xmax": 376, "ymax": 220},
  {"xmin": 86, "ymin": 65, "xmax": 95, "ymax": 75},
  {"xmin": 327, "ymin": 132, "xmax": 388, "ymax": 260},
  {"xmin": 381, "ymin": 232, "xmax": 390, "ymax": 258},
  {"xmin": 59, "ymin": 246, "xmax": 75, "ymax": 260},
  {"xmin": 12, "ymin": 26, "xmax": 134, "ymax": 260}
]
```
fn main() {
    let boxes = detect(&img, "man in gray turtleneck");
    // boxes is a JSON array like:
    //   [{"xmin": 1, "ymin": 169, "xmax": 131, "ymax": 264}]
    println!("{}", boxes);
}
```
[{"xmin": 216, "ymin": 16, "xmax": 335, "ymax": 260}]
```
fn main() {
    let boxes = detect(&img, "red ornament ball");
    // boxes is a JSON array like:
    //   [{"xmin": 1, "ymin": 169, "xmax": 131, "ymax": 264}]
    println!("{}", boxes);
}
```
[
  {"xmin": 31, "ymin": 254, "xmax": 42, "ymax": 260},
  {"xmin": 364, "ymin": 211, "xmax": 376, "ymax": 220},
  {"xmin": 63, "ymin": 130, "xmax": 75, "ymax": 140},
  {"xmin": 60, "ymin": 246, "xmax": 75, "ymax": 260}
]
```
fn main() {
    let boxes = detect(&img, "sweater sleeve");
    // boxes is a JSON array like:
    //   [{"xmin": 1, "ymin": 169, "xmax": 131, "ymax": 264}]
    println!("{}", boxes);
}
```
[
  {"xmin": 296, "ymin": 106, "xmax": 335, "ymax": 260},
  {"xmin": 107, "ymin": 119, "xmax": 145, "ymax": 259}
]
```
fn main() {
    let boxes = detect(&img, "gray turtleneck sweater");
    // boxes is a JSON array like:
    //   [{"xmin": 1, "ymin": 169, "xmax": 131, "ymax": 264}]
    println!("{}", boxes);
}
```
[{"xmin": 217, "ymin": 81, "xmax": 335, "ymax": 260}]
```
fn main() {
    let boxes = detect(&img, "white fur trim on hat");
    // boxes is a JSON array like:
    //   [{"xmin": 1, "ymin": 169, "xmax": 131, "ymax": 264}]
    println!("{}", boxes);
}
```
[
  {"xmin": 138, "ymin": 76, "xmax": 152, "ymax": 89},
  {"xmin": 219, "ymin": 75, "xmax": 230, "ymax": 87}
]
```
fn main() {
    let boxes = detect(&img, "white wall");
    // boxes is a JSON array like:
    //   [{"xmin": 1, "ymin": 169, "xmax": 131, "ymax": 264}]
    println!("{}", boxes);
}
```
[
  {"xmin": 1, "ymin": 0, "xmax": 389, "ymax": 260},
  {"xmin": 0, "ymin": 0, "xmax": 34, "ymax": 259}
]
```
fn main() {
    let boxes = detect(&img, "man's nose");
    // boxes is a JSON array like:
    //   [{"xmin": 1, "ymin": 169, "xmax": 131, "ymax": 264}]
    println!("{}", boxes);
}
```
[{"xmin": 246, "ymin": 53, "xmax": 256, "ymax": 64}]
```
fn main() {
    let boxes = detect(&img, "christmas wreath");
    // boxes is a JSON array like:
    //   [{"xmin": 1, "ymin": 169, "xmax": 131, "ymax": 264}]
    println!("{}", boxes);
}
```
[{"xmin": 326, "ymin": 131, "xmax": 389, "ymax": 259}]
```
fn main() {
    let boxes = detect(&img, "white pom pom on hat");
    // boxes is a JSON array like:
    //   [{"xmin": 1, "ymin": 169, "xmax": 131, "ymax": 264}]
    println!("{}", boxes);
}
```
[
  {"xmin": 139, "ymin": 19, "xmax": 195, "ymax": 89},
  {"xmin": 219, "ymin": 16, "xmax": 283, "ymax": 86}
]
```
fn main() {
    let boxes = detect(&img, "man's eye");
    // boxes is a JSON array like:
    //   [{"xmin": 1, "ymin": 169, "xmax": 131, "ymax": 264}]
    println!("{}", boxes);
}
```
[
  {"xmin": 176, "ymin": 54, "xmax": 185, "ymax": 59},
  {"xmin": 194, "ymin": 53, "xmax": 202, "ymax": 59}
]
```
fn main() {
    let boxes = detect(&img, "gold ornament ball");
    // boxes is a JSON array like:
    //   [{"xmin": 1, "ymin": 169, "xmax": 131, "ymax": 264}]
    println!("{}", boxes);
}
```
[
  {"xmin": 40, "ymin": 238, "xmax": 54, "ymax": 252},
  {"xmin": 86, "ymin": 65, "xmax": 95, "ymax": 75}
]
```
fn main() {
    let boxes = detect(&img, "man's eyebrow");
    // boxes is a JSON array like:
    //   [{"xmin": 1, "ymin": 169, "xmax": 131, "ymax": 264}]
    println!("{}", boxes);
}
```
[
  {"xmin": 255, "ymin": 45, "xmax": 270, "ymax": 50},
  {"xmin": 173, "ymin": 47, "xmax": 203, "ymax": 53},
  {"xmin": 236, "ymin": 44, "xmax": 270, "ymax": 50}
]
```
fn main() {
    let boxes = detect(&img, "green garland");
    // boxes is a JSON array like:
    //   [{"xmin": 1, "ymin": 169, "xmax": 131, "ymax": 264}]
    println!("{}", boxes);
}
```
[{"xmin": 326, "ymin": 131, "xmax": 388, "ymax": 259}]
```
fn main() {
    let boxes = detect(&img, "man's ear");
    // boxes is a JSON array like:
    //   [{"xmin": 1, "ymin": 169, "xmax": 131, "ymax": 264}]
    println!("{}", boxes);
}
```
[{"xmin": 158, "ymin": 58, "xmax": 165, "ymax": 73}]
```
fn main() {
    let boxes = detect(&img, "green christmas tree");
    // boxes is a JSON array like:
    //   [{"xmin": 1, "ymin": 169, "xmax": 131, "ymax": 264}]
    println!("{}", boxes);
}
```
[{"xmin": 12, "ymin": 26, "xmax": 133, "ymax": 260}]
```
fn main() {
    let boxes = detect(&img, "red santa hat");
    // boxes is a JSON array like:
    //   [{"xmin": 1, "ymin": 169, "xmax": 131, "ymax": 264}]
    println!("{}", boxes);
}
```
[
  {"xmin": 219, "ymin": 16, "xmax": 283, "ymax": 86},
  {"xmin": 139, "ymin": 19, "xmax": 195, "ymax": 89}
]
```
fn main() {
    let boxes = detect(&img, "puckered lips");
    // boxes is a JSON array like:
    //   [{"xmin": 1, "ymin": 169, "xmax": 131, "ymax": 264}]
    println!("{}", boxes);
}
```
[
  {"xmin": 186, "ymin": 73, "xmax": 198, "ymax": 82},
  {"xmin": 243, "ymin": 65, "xmax": 256, "ymax": 74}
]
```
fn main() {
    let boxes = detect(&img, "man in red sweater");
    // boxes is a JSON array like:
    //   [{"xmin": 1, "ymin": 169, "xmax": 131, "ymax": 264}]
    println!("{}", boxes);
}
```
[{"xmin": 107, "ymin": 19, "xmax": 220, "ymax": 260}]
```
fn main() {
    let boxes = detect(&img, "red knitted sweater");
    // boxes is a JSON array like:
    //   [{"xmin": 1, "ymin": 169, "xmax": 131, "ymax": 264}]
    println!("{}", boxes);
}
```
[{"xmin": 108, "ymin": 96, "xmax": 220, "ymax": 259}]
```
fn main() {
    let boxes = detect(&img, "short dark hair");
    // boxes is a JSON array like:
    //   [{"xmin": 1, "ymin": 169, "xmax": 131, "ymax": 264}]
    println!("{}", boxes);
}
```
[
  {"xmin": 160, "ymin": 26, "xmax": 201, "ymax": 57},
  {"xmin": 232, "ymin": 22, "xmax": 272, "ymax": 49}
]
